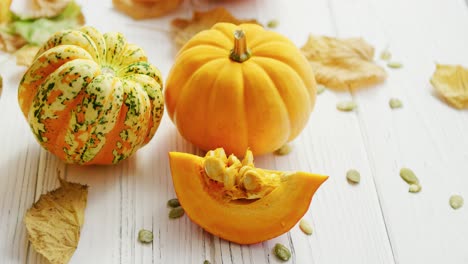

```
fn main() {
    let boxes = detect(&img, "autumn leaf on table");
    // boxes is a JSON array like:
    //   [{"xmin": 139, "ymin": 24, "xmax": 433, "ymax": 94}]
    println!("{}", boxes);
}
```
[
  {"xmin": 430, "ymin": 64, "xmax": 468, "ymax": 109},
  {"xmin": 301, "ymin": 35, "xmax": 387, "ymax": 90},
  {"xmin": 113, "ymin": 0, "xmax": 183, "ymax": 20},
  {"xmin": 171, "ymin": 7, "xmax": 260, "ymax": 49},
  {"xmin": 0, "ymin": 0, "xmax": 85, "ymax": 66},
  {"xmin": 24, "ymin": 178, "xmax": 88, "ymax": 264}
]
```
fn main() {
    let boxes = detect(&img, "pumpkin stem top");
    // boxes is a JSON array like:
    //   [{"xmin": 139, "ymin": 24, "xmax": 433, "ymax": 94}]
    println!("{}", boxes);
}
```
[{"xmin": 230, "ymin": 29, "xmax": 251, "ymax": 63}]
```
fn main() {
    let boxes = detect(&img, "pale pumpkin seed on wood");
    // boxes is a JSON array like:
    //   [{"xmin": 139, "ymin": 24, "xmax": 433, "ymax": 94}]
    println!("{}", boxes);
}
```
[
  {"xmin": 336, "ymin": 101, "xmax": 357, "ymax": 112},
  {"xmin": 267, "ymin": 19, "xmax": 279, "ymax": 28},
  {"xmin": 167, "ymin": 198, "xmax": 180, "ymax": 208},
  {"xmin": 449, "ymin": 195, "xmax": 464, "ymax": 210},
  {"xmin": 387, "ymin": 61, "xmax": 403, "ymax": 69},
  {"xmin": 316, "ymin": 84, "xmax": 326, "ymax": 94},
  {"xmin": 408, "ymin": 184, "xmax": 422, "ymax": 193},
  {"xmin": 274, "ymin": 144, "xmax": 292, "ymax": 156},
  {"xmin": 273, "ymin": 243, "xmax": 291, "ymax": 261},
  {"xmin": 400, "ymin": 168, "xmax": 419, "ymax": 184},
  {"xmin": 346, "ymin": 169, "xmax": 360, "ymax": 184},
  {"xmin": 389, "ymin": 98, "xmax": 403, "ymax": 109},
  {"xmin": 299, "ymin": 219, "xmax": 313, "ymax": 235},
  {"xmin": 138, "ymin": 229, "xmax": 153, "ymax": 243},
  {"xmin": 380, "ymin": 49, "xmax": 392, "ymax": 61},
  {"xmin": 169, "ymin": 206, "xmax": 185, "ymax": 219}
]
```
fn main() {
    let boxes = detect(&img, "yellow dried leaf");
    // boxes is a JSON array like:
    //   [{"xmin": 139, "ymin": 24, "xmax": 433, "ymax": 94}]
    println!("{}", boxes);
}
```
[
  {"xmin": 18, "ymin": 0, "xmax": 71, "ymax": 19},
  {"xmin": 24, "ymin": 178, "xmax": 88, "ymax": 264},
  {"xmin": 113, "ymin": 0, "xmax": 183, "ymax": 20},
  {"xmin": 301, "ymin": 35, "xmax": 387, "ymax": 90},
  {"xmin": 171, "ymin": 7, "xmax": 260, "ymax": 49},
  {"xmin": 15, "ymin": 45, "xmax": 40, "ymax": 66},
  {"xmin": 0, "ymin": 30, "xmax": 27, "ymax": 52},
  {"xmin": 0, "ymin": 0, "xmax": 12, "ymax": 23},
  {"xmin": 430, "ymin": 64, "xmax": 468, "ymax": 109}
]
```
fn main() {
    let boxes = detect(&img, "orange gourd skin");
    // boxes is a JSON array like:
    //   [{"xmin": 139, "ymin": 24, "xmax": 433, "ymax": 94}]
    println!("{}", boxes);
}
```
[
  {"xmin": 165, "ymin": 23, "xmax": 316, "ymax": 157},
  {"xmin": 18, "ymin": 26, "xmax": 164, "ymax": 165},
  {"xmin": 168, "ymin": 151, "xmax": 328, "ymax": 245}
]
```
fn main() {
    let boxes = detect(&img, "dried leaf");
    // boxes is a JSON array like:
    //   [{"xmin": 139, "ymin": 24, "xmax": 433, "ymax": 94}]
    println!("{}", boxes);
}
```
[
  {"xmin": 0, "ymin": 0, "xmax": 12, "ymax": 23},
  {"xmin": 113, "ymin": 0, "xmax": 183, "ymax": 20},
  {"xmin": 15, "ymin": 44, "xmax": 40, "ymax": 66},
  {"xmin": 301, "ymin": 35, "xmax": 387, "ymax": 90},
  {"xmin": 171, "ymin": 7, "xmax": 260, "ymax": 49},
  {"xmin": 430, "ymin": 64, "xmax": 468, "ymax": 109},
  {"xmin": 0, "ymin": 28, "xmax": 27, "ymax": 52},
  {"xmin": 24, "ymin": 178, "xmax": 88, "ymax": 264},
  {"xmin": 16, "ymin": 0, "xmax": 71, "ymax": 19}
]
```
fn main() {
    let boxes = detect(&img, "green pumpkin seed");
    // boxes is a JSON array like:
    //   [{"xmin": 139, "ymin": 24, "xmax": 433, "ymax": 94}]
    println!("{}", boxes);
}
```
[
  {"xmin": 389, "ymin": 98, "xmax": 403, "ymax": 109},
  {"xmin": 316, "ymin": 84, "xmax": 326, "ymax": 94},
  {"xmin": 387, "ymin": 61, "xmax": 403, "ymax": 69},
  {"xmin": 273, "ymin": 243, "xmax": 291, "ymax": 261},
  {"xmin": 346, "ymin": 169, "xmax": 360, "ymax": 184},
  {"xmin": 203, "ymin": 260, "xmax": 211, "ymax": 264},
  {"xmin": 380, "ymin": 50, "xmax": 392, "ymax": 61},
  {"xmin": 449, "ymin": 195, "xmax": 464, "ymax": 209},
  {"xmin": 169, "ymin": 206, "xmax": 185, "ymax": 219},
  {"xmin": 408, "ymin": 184, "xmax": 422, "ymax": 193},
  {"xmin": 400, "ymin": 168, "xmax": 419, "ymax": 184},
  {"xmin": 299, "ymin": 219, "xmax": 313, "ymax": 235},
  {"xmin": 138, "ymin": 229, "xmax": 153, "ymax": 243},
  {"xmin": 167, "ymin": 198, "xmax": 180, "ymax": 208},
  {"xmin": 274, "ymin": 144, "xmax": 292, "ymax": 156},
  {"xmin": 336, "ymin": 101, "xmax": 357, "ymax": 112},
  {"xmin": 267, "ymin": 19, "xmax": 279, "ymax": 28}
]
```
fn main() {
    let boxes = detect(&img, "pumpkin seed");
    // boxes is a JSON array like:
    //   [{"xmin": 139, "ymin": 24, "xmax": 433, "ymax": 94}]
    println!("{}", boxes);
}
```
[
  {"xmin": 380, "ymin": 49, "xmax": 392, "ymax": 61},
  {"xmin": 408, "ymin": 184, "xmax": 422, "ymax": 193},
  {"xmin": 387, "ymin": 61, "xmax": 403, "ymax": 69},
  {"xmin": 389, "ymin": 98, "xmax": 403, "ymax": 109},
  {"xmin": 203, "ymin": 261, "xmax": 211, "ymax": 264},
  {"xmin": 299, "ymin": 219, "xmax": 313, "ymax": 235},
  {"xmin": 336, "ymin": 101, "xmax": 357, "ymax": 112},
  {"xmin": 267, "ymin": 19, "xmax": 279, "ymax": 28},
  {"xmin": 346, "ymin": 169, "xmax": 360, "ymax": 184},
  {"xmin": 449, "ymin": 195, "xmax": 464, "ymax": 210},
  {"xmin": 167, "ymin": 198, "xmax": 180, "ymax": 208},
  {"xmin": 399, "ymin": 168, "xmax": 419, "ymax": 184},
  {"xmin": 316, "ymin": 84, "xmax": 326, "ymax": 94},
  {"xmin": 169, "ymin": 206, "xmax": 185, "ymax": 219},
  {"xmin": 274, "ymin": 144, "xmax": 292, "ymax": 156},
  {"xmin": 138, "ymin": 229, "xmax": 153, "ymax": 243},
  {"xmin": 273, "ymin": 243, "xmax": 291, "ymax": 261}
]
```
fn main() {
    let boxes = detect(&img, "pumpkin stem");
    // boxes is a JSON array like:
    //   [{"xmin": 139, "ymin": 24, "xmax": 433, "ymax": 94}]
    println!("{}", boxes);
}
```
[{"xmin": 230, "ymin": 29, "xmax": 251, "ymax": 63}]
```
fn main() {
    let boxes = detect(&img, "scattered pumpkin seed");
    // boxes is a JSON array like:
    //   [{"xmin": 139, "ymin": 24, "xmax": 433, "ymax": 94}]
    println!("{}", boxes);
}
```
[
  {"xmin": 167, "ymin": 198, "xmax": 180, "ymax": 208},
  {"xmin": 274, "ymin": 144, "xmax": 292, "ymax": 156},
  {"xmin": 273, "ymin": 243, "xmax": 291, "ymax": 262},
  {"xmin": 387, "ymin": 61, "xmax": 403, "ymax": 69},
  {"xmin": 389, "ymin": 98, "xmax": 403, "ymax": 109},
  {"xmin": 203, "ymin": 260, "xmax": 211, "ymax": 264},
  {"xmin": 380, "ymin": 49, "xmax": 392, "ymax": 61},
  {"xmin": 299, "ymin": 219, "xmax": 313, "ymax": 235},
  {"xmin": 316, "ymin": 84, "xmax": 326, "ymax": 94},
  {"xmin": 449, "ymin": 195, "xmax": 464, "ymax": 210},
  {"xmin": 346, "ymin": 169, "xmax": 360, "ymax": 184},
  {"xmin": 267, "ymin": 19, "xmax": 279, "ymax": 28},
  {"xmin": 138, "ymin": 229, "xmax": 153, "ymax": 243},
  {"xmin": 399, "ymin": 168, "xmax": 419, "ymax": 184},
  {"xmin": 169, "ymin": 206, "xmax": 185, "ymax": 219},
  {"xmin": 336, "ymin": 101, "xmax": 357, "ymax": 112},
  {"xmin": 408, "ymin": 184, "xmax": 422, "ymax": 193}
]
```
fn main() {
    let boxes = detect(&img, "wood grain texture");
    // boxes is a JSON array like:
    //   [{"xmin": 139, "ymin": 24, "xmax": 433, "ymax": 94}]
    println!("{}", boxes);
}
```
[{"xmin": 0, "ymin": 0, "xmax": 466, "ymax": 263}]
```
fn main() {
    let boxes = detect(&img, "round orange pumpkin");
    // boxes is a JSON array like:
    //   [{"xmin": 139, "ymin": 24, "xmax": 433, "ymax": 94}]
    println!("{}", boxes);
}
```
[
  {"xmin": 165, "ymin": 22, "xmax": 316, "ymax": 156},
  {"xmin": 18, "ymin": 26, "xmax": 164, "ymax": 165}
]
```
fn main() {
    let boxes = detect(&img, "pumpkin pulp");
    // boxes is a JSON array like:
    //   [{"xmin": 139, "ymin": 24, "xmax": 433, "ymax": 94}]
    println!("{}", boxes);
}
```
[{"xmin": 168, "ymin": 148, "xmax": 328, "ymax": 244}]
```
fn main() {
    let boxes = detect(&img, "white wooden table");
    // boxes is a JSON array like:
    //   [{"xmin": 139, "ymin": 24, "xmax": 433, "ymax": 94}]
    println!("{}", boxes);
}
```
[{"xmin": 1, "ymin": 0, "xmax": 467, "ymax": 263}]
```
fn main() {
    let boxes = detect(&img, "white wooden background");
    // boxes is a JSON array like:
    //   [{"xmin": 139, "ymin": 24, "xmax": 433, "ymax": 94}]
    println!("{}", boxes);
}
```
[{"xmin": 1, "ymin": 0, "xmax": 467, "ymax": 263}]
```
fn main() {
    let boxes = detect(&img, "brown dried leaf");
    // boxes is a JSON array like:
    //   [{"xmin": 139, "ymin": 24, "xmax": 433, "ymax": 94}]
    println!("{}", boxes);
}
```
[
  {"xmin": 430, "ymin": 64, "xmax": 468, "ymax": 109},
  {"xmin": 24, "ymin": 178, "xmax": 88, "ymax": 264},
  {"xmin": 113, "ymin": 0, "xmax": 183, "ymax": 20},
  {"xmin": 171, "ymin": 7, "xmax": 260, "ymax": 49},
  {"xmin": 0, "ymin": 29, "xmax": 27, "ymax": 52},
  {"xmin": 15, "ymin": 45, "xmax": 40, "ymax": 66},
  {"xmin": 301, "ymin": 35, "xmax": 387, "ymax": 90}
]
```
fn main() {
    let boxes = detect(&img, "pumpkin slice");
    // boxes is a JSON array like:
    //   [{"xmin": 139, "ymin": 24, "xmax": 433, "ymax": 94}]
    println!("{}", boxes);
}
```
[{"xmin": 168, "ymin": 148, "xmax": 328, "ymax": 244}]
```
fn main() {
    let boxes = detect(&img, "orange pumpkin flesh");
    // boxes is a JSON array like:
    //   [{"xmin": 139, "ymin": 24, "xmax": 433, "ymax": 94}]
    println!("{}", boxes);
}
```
[{"xmin": 168, "ymin": 151, "xmax": 328, "ymax": 245}]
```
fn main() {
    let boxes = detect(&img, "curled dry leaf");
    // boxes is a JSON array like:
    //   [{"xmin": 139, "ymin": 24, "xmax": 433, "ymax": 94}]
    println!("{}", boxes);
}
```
[
  {"xmin": 16, "ymin": 0, "xmax": 71, "ymax": 19},
  {"xmin": 0, "ymin": 0, "xmax": 12, "ymax": 23},
  {"xmin": 171, "ymin": 7, "xmax": 260, "ymax": 49},
  {"xmin": 430, "ymin": 64, "xmax": 468, "ymax": 109},
  {"xmin": 15, "ymin": 44, "xmax": 40, "ymax": 66},
  {"xmin": 24, "ymin": 178, "xmax": 88, "ymax": 264},
  {"xmin": 301, "ymin": 35, "xmax": 387, "ymax": 90},
  {"xmin": 113, "ymin": 0, "xmax": 183, "ymax": 20}
]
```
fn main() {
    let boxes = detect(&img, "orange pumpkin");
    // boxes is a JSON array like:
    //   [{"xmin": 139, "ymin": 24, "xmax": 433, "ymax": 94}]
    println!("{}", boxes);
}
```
[
  {"xmin": 18, "ymin": 26, "xmax": 164, "ymax": 165},
  {"xmin": 165, "ymin": 22, "xmax": 316, "ymax": 156}
]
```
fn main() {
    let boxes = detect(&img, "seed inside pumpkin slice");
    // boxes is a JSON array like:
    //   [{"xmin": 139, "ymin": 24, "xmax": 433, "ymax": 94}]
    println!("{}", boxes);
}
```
[{"xmin": 168, "ymin": 148, "xmax": 328, "ymax": 244}]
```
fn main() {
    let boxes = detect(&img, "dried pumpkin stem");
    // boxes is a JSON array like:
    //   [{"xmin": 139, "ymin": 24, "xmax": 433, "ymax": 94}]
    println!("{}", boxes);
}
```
[{"xmin": 230, "ymin": 29, "xmax": 251, "ymax": 63}]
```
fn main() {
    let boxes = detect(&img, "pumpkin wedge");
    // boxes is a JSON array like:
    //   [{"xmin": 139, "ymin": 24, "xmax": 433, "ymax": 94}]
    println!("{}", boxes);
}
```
[{"xmin": 168, "ymin": 148, "xmax": 328, "ymax": 244}]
